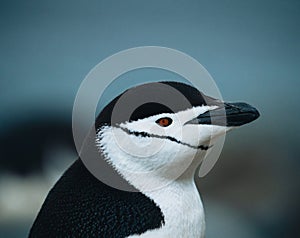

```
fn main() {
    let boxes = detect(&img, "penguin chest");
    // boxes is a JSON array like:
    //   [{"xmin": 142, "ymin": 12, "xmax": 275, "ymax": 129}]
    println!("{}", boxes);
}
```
[{"xmin": 127, "ymin": 181, "xmax": 205, "ymax": 238}]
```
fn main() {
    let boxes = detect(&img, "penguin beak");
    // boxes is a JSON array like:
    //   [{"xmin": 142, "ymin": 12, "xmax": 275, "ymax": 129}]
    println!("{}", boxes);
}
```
[{"xmin": 186, "ymin": 102, "xmax": 260, "ymax": 127}]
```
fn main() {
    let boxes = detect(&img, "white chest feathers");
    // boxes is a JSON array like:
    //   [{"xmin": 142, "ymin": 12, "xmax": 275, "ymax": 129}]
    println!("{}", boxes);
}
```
[{"xmin": 127, "ymin": 179, "xmax": 205, "ymax": 238}]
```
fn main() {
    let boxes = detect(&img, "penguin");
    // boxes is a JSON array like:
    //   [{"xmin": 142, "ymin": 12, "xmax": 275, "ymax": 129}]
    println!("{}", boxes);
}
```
[{"xmin": 28, "ymin": 81, "xmax": 259, "ymax": 238}]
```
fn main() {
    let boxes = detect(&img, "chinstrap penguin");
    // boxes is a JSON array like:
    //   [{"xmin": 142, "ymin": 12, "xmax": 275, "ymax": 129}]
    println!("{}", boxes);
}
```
[{"xmin": 29, "ymin": 81, "xmax": 260, "ymax": 238}]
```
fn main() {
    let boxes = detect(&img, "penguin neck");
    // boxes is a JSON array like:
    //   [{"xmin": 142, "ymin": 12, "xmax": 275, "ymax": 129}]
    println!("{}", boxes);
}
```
[
  {"xmin": 127, "ymin": 175, "xmax": 205, "ymax": 238},
  {"xmin": 115, "ymin": 161, "xmax": 205, "ymax": 237}
]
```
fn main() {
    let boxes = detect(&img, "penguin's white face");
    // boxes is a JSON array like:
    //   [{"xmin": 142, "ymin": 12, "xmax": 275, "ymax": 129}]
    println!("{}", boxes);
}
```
[{"xmin": 96, "ymin": 104, "xmax": 230, "ymax": 190}]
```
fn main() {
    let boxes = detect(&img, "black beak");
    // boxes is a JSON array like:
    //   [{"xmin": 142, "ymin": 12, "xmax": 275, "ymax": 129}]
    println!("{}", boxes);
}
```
[{"xmin": 186, "ymin": 102, "xmax": 260, "ymax": 127}]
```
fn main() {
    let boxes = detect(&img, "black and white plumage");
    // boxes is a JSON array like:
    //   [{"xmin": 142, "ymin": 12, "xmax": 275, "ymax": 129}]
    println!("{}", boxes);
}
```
[{"xmin": 29, "ymin": 81, "xmax": 259, "ymax": 238}]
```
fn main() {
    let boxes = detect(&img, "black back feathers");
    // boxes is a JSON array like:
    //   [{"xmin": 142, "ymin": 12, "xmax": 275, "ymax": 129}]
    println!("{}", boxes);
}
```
[{"xmin": 29, "ymin": 159, "xmax": 164, "ymax": 238}]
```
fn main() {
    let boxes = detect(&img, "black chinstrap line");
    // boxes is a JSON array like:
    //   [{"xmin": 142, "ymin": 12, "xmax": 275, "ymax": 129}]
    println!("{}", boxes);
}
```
[{"xmin": 115, "ymin": 125, "xmax": 211, "ymax": 151}]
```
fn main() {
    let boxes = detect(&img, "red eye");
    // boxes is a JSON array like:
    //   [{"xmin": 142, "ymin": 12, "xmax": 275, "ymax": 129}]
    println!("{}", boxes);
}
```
[{"xmin": 156, "ymin": 117, "xmax": 173, "ymax": 127}]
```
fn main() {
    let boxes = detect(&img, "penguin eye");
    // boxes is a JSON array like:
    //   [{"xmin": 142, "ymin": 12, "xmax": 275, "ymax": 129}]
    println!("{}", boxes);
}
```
[{"xmin": 156, "ymin": 117, "xmax": 173, "ymax": 127}]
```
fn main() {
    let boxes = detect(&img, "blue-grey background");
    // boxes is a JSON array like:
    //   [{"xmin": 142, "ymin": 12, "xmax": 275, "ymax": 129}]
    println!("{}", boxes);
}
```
[{"xmin": 0, "ymin": 0, "xmax": 299, "ymax": 237}]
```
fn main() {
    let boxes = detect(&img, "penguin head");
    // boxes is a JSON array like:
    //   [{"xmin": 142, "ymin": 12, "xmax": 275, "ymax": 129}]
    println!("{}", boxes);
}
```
[{"xmin": 95, "ymin": 82, "xmax": 259, "ymax": 190}]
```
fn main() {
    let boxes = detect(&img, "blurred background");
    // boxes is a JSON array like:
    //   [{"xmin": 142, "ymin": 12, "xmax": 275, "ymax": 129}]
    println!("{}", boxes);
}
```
[{"xmin": 0, "ymin": 0, "xmax": 299, "ymax": 237}]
